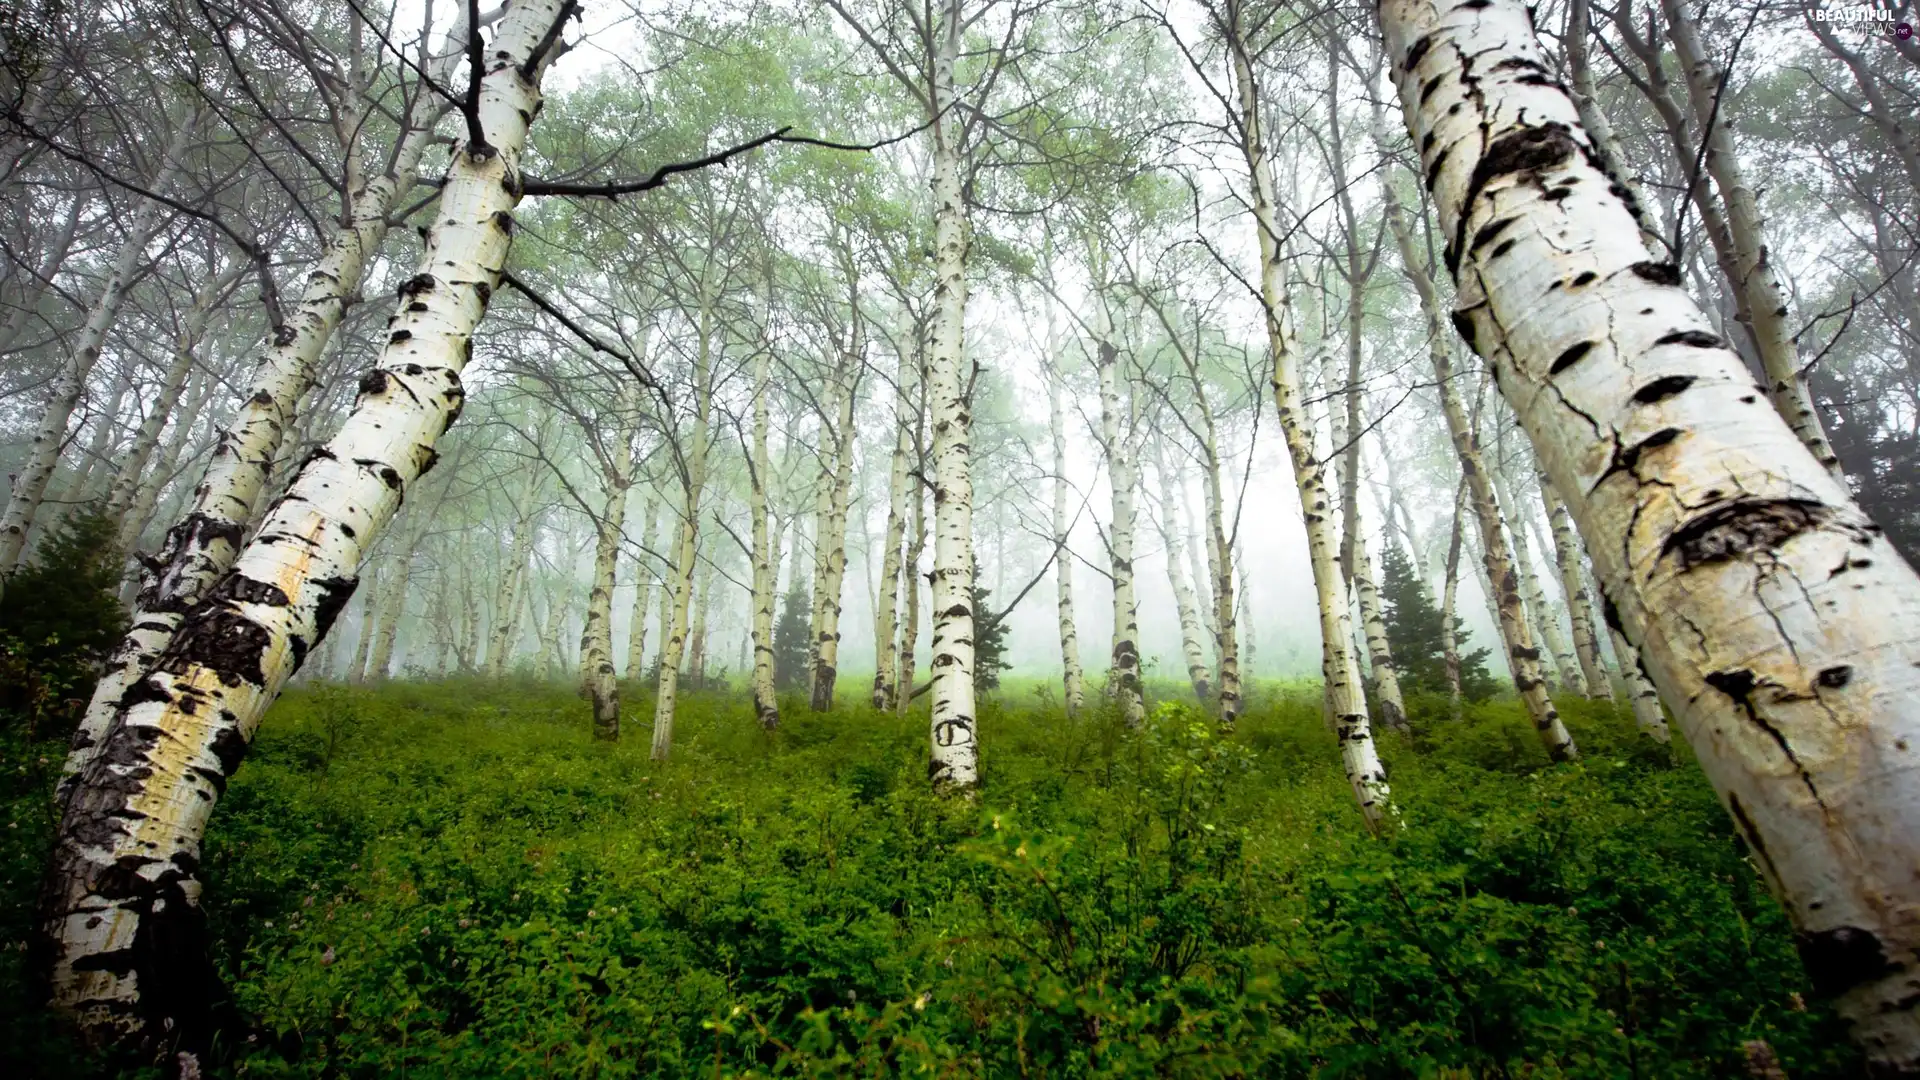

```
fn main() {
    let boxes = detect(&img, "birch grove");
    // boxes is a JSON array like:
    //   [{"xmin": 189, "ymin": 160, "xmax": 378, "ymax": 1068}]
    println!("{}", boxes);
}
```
[{"xmin": 11, "ymin": 0, "xmax": 1920, "ymax": 1069}]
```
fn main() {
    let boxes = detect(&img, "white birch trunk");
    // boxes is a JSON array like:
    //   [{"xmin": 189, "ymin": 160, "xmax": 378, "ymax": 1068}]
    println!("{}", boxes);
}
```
[
  {"xmin": 118, "ymin": 362, "xmax": 216, "ymax": 566},
  {"xmin": 653, "ymin": 288, "xmax": 715, "ymax": 760},
  {"xmin": 811, "ymin": 362, "xmax": 857, "ymax": 711},
  {"xmin": 1492, "ymin": 450, "xmax": 1585, "ymax": 695},
  {"xmin": 872, "ymin": 344, "xmax": 914, "ymax": 711},
  {"xmin": 65, "ymin": 22, "xmax": 471, "ymax": 791},
  {"xmin": 43, "ymin": 3, "xmax": 573, "ymax": 1049},
  {"xmin": 1228, "ymin": 27, "xmax": 1388, "ymax": 830},
  {"xmin": 1151, "ymin": 438, "xmax": 1211, "ymax": 703},
  {"xmin": 367, "ymin": 510, "xmax": 427, "ymax": 682},
  {"xmin": 627, "ymin": 497, "xmax": 658, "ymax": 679},
  {"xmin": 751, "ymin": 338, "xmax": 781, "ymax": 725},
  {"xmin": 924, "ymin": 0, "xmax": 978, "ymax": 790},
  {"xmin": 348, "ymin": 565, "xmax": 380, "ymax": 683},
  {"xmin": 1540, "ymin": 472, "xmax": 1612, "ymax": 700},
  {"xmin": 1369, "ymin": 92, "xmax": 1578, "ymax": 762},
  {"xmin": 1095, "ymin": 316, "xmax": 1145, "ymax": 727},
  {"xmin": 1048, "ymin": 370, "xmax": 1086, "ymax": 715},
  {"xmin": 1384, "ymin": 0, "xmax": 1920, "ymax": 1061},
  {"xmin": 1441, "ymin": 476, "xmax": 1467, "ymax": 716},
  {"xmin": 1662, "ymin": 0, "xmax": 1842, "ymax": 480},
  {"xmin": 489, "ymin": 470, "xmax": 541, "ymax": 677},
  {"xmin": 580, "ymin": 445, "xmax": 631, "ymax": 740}
]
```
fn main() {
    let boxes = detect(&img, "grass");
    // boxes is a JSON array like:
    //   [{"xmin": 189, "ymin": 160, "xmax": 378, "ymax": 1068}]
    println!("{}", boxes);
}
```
[{"xmin": 0, "ymin": 675, "xmax": 1860, "ymax": 1077}]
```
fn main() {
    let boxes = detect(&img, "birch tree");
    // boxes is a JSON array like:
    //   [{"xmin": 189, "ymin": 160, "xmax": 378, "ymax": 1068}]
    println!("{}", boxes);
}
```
[{"xmin": 1381, "ymin": 0, "xmax": 1920, "ymax": 1061}]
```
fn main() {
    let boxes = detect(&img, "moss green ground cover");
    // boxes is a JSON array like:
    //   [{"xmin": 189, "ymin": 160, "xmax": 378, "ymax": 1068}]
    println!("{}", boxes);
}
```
[{"xmin": 0, "ymin": 679, "xmax": 1858, "ymax": 1076}]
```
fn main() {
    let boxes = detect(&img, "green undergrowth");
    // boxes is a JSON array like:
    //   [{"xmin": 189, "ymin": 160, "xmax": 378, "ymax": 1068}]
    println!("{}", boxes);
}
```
[{"xmin": 1, "ymin": 676, "xmax": 1859, "ymax": 1077}]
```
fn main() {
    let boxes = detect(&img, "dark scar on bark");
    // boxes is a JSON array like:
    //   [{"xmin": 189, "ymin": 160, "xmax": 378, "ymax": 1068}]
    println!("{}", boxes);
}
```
[
  {"xmin": 358, "ymin": 369, "xmax": 389, "ymax": 396},
  {"xmin": 1816, "ymin": 665, "xmax": 1852, "ymax": 689},
  {"xmin": 1630, "ymin": 261, "xmax": 1681, "ymax": 286},
  {"xmin": 1797, "ymin": 925, "xmax": 1897, "ymax": 998},
  {"xmin": 398, "ymin": 273, "xmax": 435, "ymax": 299},
  {"xmin": 1550, "ymin": 341, "xmax": 1593, "ymax": 374},
  {"xmin": 1404, "ymin": 34, "xmax": 1433, "ymax": 72},
  {"xmin": 1450, "ymin": 123, "xmax": 1576, "ymax": 275},
  {"xmin": 1631, "ymin": 375, "xmax": 1696, "ymax": 404},
  {"xmin": 1654, "ymin": 329, "xmax": 1723, "ymax": 350},
  {"xmin": 310, "ymin": 576, "xmax": 358, "ymax": 641},
  {"xmin": 1450, "ymin": 308, "xmax": 1480, "ymax": 354},
  {"xmin": 1661, "ymin": 498, "xmax": 1833, "ymax": 572}
]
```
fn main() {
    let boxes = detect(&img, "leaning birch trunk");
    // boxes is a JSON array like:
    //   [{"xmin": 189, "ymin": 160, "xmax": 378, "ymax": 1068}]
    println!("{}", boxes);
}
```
[
  {"xmin": 65, "ymin": 26, "xmax": 470, "ymax": 792},
  {"xmin": 1661, "ymin": 0, "xmax": 1843, "ymax": 480},
  {"xmin": 1383, "ymin": 0, "xmax": 1920, "ymax": 1062},
  {"xmin": 751, "ymin": 343, "xmax": 781, "ymax": 726},
  {"xmin": 1151, "ymin": 438, "xmax": 1211, "ymax": 702},
  {"xmin": 68, "ymin": 360, "xmax": 136, "ymax": 506},
  {"xmin": 1350, "ymin": 503, "xmax": 1411, "ymax": 733},
  {"xmin": 1227, "ymin": 26, "xmax": 1388, "ymax": 830},
  {"xmin": 627, "ymin": 497, "xmax": 658, "ymax": 678},
  {"xmin": 1094, "ymin": 323, "xmax": 1145, "ymax": 727},
  {"xmin": 1564, "ymin": 0, "xmax": 1662, "ymax": 255},
  {"xmin": 1607, "ymin": 621, "xmax": 1672, "ymax": 743},
  {"xmin": 872, "ymin": 345, "xmax": 914, "ymax": 711},
  {"xmin": 489, "ymin": 471, "xmax": 541, "ymax": 677},
  {"xmin": 1369, "ymin": 92, "xmax": 1577, "ymax": 761},
  {"xmin": 652, "ymin": 291, "xmax": 714, "ymax": 759},
  {"xmin": 118, "ymin": 362, "xmax": 216, "ymax": 569},
  {"xmin": 1048, "ymin": 370, "xmax": 1087, "ymax": 715},
  {"xmin": 0, "ymin": 115, "xmax": 193, "ymax": 576},
  {"xmin": 1491, "ymin": 448, "xmax": 1585, "ymax": 695},
  {"xmin": 924, "ymin": 0, "xmax": 978, "ymax": 790},
  {"xmin": 811, "ymin": 365, "xmax": 857, "ymax": 711},
  {"xmin": 103, "ymin": 264, "xmax": 244, "ymax": 526},
  {"xmin": 1540, "ymin": 472, "xmax": 1612, "ymax": 700},
  {"xmin": 536, "ymin": 570, "xmax": 567, "ymax": 680},
  {"xmin": 42, "ymin": 3, "xmax": 573, "ymax": 1051}
]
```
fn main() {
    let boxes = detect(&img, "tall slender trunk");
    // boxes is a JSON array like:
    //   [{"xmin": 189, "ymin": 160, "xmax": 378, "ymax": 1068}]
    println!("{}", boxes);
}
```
[
  {"xmin": 811, "ymin": 358, "xmax": 857, "ymax": 711},
  {"xmin": 119, "ymin": 361, "xmax": 216, "ymax": 571},
  {"xmin": 66, "ymin": 16, "xmax": 474, "ymax": 792},
  {"xmin": 751, "ymin": 337, "xmax": 780, "ymax": 726},
  {"xmin": 872, "ymin": 341, "xmax": 915, "ymax": 711},
  {"xmin": 1607, "ymin": 622, "xmax": 1672, "ymax": 743},
  {"xmin": 898, "ymin": 427, "xmax": 927, "ymax": 717},
  {"xmin": 581, "ymin": 394, "xmax": 635, "ymax": 739},
  {"xmin": 1662, "ymin": 0, "xmax": 1842, "ymax": 479},
  {"xmin": 489, "ymin": 469, "xmax": 541, "ymax": 677},
  {"xmin": 42, "ymin": 1, "xmax": 573, "ymax": 1051},
  {"xmin": 0, "ymin": 191, "xmax": 86, "ymax": 359},
  {"xmin": 653, "ymin": 284, "xmax": 715, "ymax": 760},
  {"xmin": 924, "ymin": 0, "xmax": 977, "ymax": 790},
  {"xmin": 1152, "ymin": 437, "xmax": 1211, "ymax": 702},
  {"xmin": 1094, "ymin": 301, "xmax": 1145, "ymax": 726},
  {"xmin": 1490, "ymin": 442, "xmax": 1584, "ymax": 695},
  {"xmin": 1, "ymin": 114, "xmax": 194, "ymax": 576},
  {"xmin": 1048, "ymin": 369, "xmax": 1086, "ymax": 714},
  {"xmin": 1384, "ymin": 0, "xmax": 1920, "ymax": 1061},
  {"xmin": 367, "ymin": 509, "xmax": 428, "ymax": 682},
  {"xmin": 1540, "ymin": 472, "xmax": 1612, "ymax": 700},
  {"xmin": 1564, "ymin": 0, "xmax": 1663, "ymax": 255},
  {"xmin": 1228, "ymin": 20, "xmax": 1388, "ymax": 830},
  {"xmin": 347, "ymin": 563, "xmax": 380, "ymax": 683},
  {"xmin": 688, "ymin": 549, "xmax": 715, "ymax": 684},
  {"xmin": 1201, "ymin": 414, "xmax": 1239, "ymax": 724},
  {"xmin": 1369, "ymin": 92, "xmax": 1577, "ymax": 762},
  {"xmin": 68, "ymin": 359, "xmax": 136, "ymax": 505},
  {"xmin": 536, "ymin": 559, "xmax": 567, "ymax": 680},
  {"xmin": 1442, "ymin": 476, "xmax": 1467, "ymax": 716},
  {"xmin": 627, "ymin": 498, "xmax": 658, "ymax": 679}
]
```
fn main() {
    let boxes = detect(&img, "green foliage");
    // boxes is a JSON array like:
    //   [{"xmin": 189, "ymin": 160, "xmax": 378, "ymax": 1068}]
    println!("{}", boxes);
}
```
[
  {"xmin": 772, "ymin": 585, "xmax": 810, "ymax": 691},
  {"xmin": 0, "ymin": 510, "xmax": 128, "ymax": 739},
  {"xmin": 0, "ymin": 679, "xmax": 1857, "ymax": 1077},
  {"xmin": 1377, "ymin": 542, "xmax": 1498, "ymax": 704}
]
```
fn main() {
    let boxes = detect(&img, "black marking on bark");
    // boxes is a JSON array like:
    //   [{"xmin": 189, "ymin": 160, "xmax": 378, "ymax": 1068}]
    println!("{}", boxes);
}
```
[
  {"xmin": 358, "ymin": 369, "xmax": 389, "ymax": 396},
  {"xmin": 310, "ymin": 576, "xmax": 358, "ymax": 641},
  {"xmin": 249, "ymin": 389, "xmax": 275, "ymax": 407},
  {"xmin": 119, "ymin": 675, "xmax": 174, "ymax": 711},
  {"xmin": 1725, "ymin": 794, "xmax": 1780, "ymax": 885},
  {"xmin": 1420, "ymin": 73, "xmax": 1446, "ymax": 105},
  {"xmin": 403, "ymin": 363, "xmax": 425, "ymax": 376},
  {"xmin": 1491, "ymin": 56, "xmax": 1548, "ymax": 75},
  {"xmin": 1797, "ymin": 926, "xmax": 1897, "ymax": 998},
  {"xmin": 1631, "ymin": 375, "xmax": 1696, "ymax": 404},
  {"xmin": 170, "ymin": 606, "xmax": 273, "ymax": 688},
  {"xmin": 492, "ymin": 210, "xmax": 515, "ymax": 235},
  {"xmin": 213, "ymin": 574, "xmax": 291, "ymax": 608},
  {"xmin": 1449, "ymin": 308, "xmax": 1480, "ymax": 354},
  {"xmin": 1815, "ymin": 665, "xmax": 1853, "ymax": 689},
  {"xmin": 398, "ymin": 273, "xmax": 435, "ymax": 299},
  {"xmin": 340, "ymin": 523, "xmax": 356, "ymax": 539},
  {"xmin": 1425, "ymin": 145, "xmax": 1450, "ymax": 194},
  {"xmin": 1543, "ymin": 185, "xmax": 1573, "ymax": 202},
  {"xmin": 1471, "ymin": 215, "xmax": 1517, "ymax": 254},
  {"xmin": 1618, "ymin": 427, "xmax": 1682, "ymax": 474},
  {"xmin": 475, "ymin": 280, "xmax": 492, "ymax": 307},
  {"xmin": 1630, "ymin": 261, "xmax": 1682, "ymax": 286},
  {"xmin": 288, "ymin": 634, "xmax": 310, "ymax": 672},
  {"xmin": 1421, "ymin": 130, "xmax": 1436, "ymax": 153},
  {"xmin": 1662, "ymin": 498, "xmax": 1833, "ymax": 572},
  {"xmin": 273, "ymin": 324, "xmax": 297, "ymax": 347},
  {"xmin": 420, "ymin": 448, "xmax": 441, "ymax": 476},
  {"xmin": 378, "ymin": 466, "xmax": 403, "ymax": 490},
  {"xmin": 1654, "ymin": 329, "xmax": 1724, "ymax": 350},
  {"xmin": 1491, "ymin": 239, "xmax": 1516, "ymax": 258},
  {"xmin": 1461, "ymin": 0, "xmax": 1490, "ymax": 7},
  {"xmin": 1454, "ymin": 123, "xmax": 1577, "ymax": 274},
  {"xmin": 1404, "ymin": 34, "xmax": 1433, "ymax": 72},
  {"xmin": 388, "ymin": 330, "xmax": 412, "ymax": 345},
  {"xmin": 407, "ymin": 302, "xmax": 428, "ymax": 313},
  {"xmin": 1600, "ymin": 593, "xmax": 1625, "ymax": 637},
  {"xmin": 1572, "ymin": 271, "xmax": 1596, "ymax": 287},
  {"xmin": 1550, "ymin": 341, "xmax": 1593, "ymax": 374}
]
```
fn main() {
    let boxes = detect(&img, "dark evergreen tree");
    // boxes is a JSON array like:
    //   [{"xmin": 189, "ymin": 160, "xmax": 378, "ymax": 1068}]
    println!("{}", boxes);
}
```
[
  {"xmin": 1377, "ymin": 543, "xmax": 1498, "ymax": 703},
  {"xmin": 972, "ymin": 556, "xmax": 1010, "ymax": 694},
  {"xmin": 772, "ymin": 584, "xmax": 811, "ymax": 691},
  {"xmin": 0, "ymin": 510, "xmax": 128, "ymax": 735}
]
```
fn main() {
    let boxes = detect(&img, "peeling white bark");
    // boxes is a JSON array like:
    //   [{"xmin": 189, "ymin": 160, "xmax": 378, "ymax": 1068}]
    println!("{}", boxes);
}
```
[
  {"xmin": 1151, "ymin": 438, "xmax": 1211, "ymax": 703},
  {"xmin": 43, "ymin": 2, "xmax": 574, "ymax": 1048},
  {"xmin": 1383, "ymin": 0, "xmax": 1920, "ymax": 1062},
  {"xmin": 872, "ymin": 340, "xmax": 915, "ymax": 712},
  {"xmin": 810, "ymin": 355, "xmax": 857, "ymax": 712},
  {"xmin": 1049, "ymin": 368, "xmax": 1086, "ymax": 715},
  {"xmin": 1094, "ymin": 296, "xmax": 1144, "ymax": 727}
]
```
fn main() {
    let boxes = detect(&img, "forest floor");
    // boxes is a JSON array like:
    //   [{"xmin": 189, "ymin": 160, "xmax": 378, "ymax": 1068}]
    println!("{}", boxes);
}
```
[{"xmin": 1, "ymin": 678, "xmax": 1860, "ymax": 1077}]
